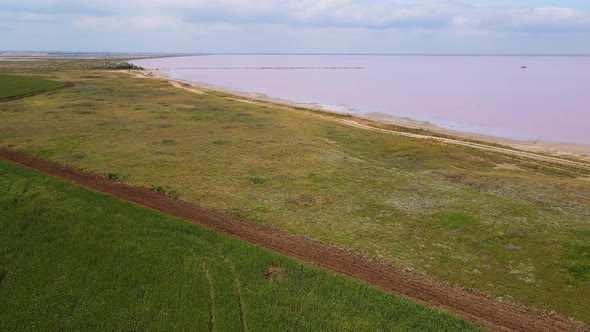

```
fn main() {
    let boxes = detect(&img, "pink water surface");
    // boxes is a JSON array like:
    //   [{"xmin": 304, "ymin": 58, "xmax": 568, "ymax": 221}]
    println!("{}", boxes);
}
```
[{"xmin": 133, "ymin": 55, "xmax": 590, "ymax": 145}]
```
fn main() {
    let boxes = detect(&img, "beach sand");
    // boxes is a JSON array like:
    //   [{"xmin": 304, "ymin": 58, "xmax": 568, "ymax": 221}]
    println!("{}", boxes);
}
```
[{"xmin": 362, "ymin": 112, "xmax": 590, "ymax": 162}]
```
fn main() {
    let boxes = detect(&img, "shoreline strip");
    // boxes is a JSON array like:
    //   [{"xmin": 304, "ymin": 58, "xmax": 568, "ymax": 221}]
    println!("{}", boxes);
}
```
[{"xmin": 130, "ymin": 68, "xmax": 590, "ymax": 162}]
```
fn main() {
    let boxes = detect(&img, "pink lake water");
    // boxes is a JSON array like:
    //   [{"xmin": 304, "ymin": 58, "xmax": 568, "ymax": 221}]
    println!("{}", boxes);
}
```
[{"xmin": 132, "ymin": 55, "xmax": 590, "ymax": 145}]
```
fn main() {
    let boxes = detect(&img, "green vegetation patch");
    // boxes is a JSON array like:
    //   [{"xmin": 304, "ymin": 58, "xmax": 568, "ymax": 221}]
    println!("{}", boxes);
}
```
[
  {"xmin": 94, "ymin": 61, "xmax": 144, "ymax": 70},
  {"xmin": 0, "ymin": 74, "xmax": 64, "ymax": 100},
  {"xmin": 0, "ymin": 160, "xmax": 481, "ymax": 331},
  {"xmin": 435, "ymin": 211, "xmax": 479, "ymax": 230}
]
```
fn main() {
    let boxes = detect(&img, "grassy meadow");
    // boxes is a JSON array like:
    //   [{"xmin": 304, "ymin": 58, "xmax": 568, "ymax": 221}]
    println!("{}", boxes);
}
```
[
  {"xmin": 0, "ymin": 159, "xmax": 481, "ymax": 331},
  {"xmin": 0, "ymin": 59, "xmax": 589, "ymax": 323},
  {"xmin": 0, "ymin": 73, "xmax": 64, "ymax": 100}
]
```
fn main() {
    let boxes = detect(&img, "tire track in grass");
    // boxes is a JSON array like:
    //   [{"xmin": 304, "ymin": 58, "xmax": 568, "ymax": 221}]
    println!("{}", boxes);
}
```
[
  {"xmin": 201, "ymin": 261, "xmax": 215, "ymax": 332},
  {"xmin": 221, "ymin": 254, "xmax": 247, "ymax": 332},
  {"xmin": 206, "ymin": 241, "xmax": 246, "ymax": 331}
]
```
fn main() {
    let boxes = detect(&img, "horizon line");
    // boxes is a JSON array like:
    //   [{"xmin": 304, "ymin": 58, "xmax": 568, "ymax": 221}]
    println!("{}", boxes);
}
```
[{"xmin": 2, "ymin": 50, "xmax": 590, "ymax": 57}]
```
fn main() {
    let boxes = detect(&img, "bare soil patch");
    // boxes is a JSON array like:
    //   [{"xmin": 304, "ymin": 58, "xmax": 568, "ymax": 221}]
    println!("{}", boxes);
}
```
[
  {"xmin": 227, "ymin": 97, "xmax": 258, "ymax": 104},
  {"xmin": 0, "ymin": 147, "xmax": 587, "ymax": 332},
  {"xmin": 494, "ymin": 163, "xmax": 524, "ymax": 171}
]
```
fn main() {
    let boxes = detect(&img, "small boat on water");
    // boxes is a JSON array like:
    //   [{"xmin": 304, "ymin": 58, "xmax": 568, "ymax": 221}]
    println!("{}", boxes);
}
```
[{"xmin": 521, "ymin": 65, "xmax": 528, "ymax": 69}]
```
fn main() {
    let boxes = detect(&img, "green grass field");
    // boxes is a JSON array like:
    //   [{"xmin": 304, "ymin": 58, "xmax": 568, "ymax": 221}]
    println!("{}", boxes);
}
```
[
  {"xmin": 0, "ymin": 74, "xmax": 64, "ymax": 100},
  {"xmin": 0, "ymin": 160, "xmax": 481, "ymax": 331},
  {"xmin": 0, "ymin": 59, "xmax": 589, "ymax": 324}
]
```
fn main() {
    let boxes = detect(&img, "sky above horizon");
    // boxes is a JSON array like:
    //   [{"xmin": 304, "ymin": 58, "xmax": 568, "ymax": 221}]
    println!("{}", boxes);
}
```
[{"xmin": 1, "ymin": 0, "xmax": 590, "ymax": 54}]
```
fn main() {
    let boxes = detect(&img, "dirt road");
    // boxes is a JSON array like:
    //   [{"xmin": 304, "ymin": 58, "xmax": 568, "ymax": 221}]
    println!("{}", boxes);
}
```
[{"xmin": 1, "ymin": 147, "xmax": 587, "ymax": 332}]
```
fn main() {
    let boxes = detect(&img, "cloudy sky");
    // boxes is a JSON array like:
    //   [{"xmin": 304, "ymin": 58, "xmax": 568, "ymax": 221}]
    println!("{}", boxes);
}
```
[{"xmin": 1, "ymin": 0, "xmax": 590, "ymax": 54}]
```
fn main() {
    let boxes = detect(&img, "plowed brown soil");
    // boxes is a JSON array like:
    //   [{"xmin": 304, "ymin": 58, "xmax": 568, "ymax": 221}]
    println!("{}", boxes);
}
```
[{"xmin": 1, "ymin": 147, "xmax": 587, "ymax": 332}]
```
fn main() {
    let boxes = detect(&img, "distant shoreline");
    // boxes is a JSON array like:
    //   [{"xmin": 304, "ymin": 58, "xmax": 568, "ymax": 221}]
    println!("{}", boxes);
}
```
[
  {"xmin": 3, "ymin": 51, "xmax": 590, "ymax": 57},
  {"xmin": 132, "ymin": 55, "xmax": 590, "ymax": 147}
]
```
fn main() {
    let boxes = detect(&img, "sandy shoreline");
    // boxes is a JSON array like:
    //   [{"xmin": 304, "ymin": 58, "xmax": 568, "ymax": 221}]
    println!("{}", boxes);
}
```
[
  {"xmin": 137, "ymin": 68, "xmax": 590, "ymax": 162},
  {"xmin": 361, "ymin": 112, "xmax": 590, "ymax": 161}
]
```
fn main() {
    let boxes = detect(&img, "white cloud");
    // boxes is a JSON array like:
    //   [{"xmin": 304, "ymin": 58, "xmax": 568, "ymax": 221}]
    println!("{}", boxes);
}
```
[
  {"xmin": 3, "ymin": 1, "xmax": 590, "ymax": 33},
  {"xmin": 0, "ymin": 10, "xmax": 64, "ymax": 23},
  {"xmin": 73, "ymin": 15, "xmax": 179, "ymax": 30},
  {"xmin": 2, "ymin": 1, "xmax": 590, "ymax": 53}
]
